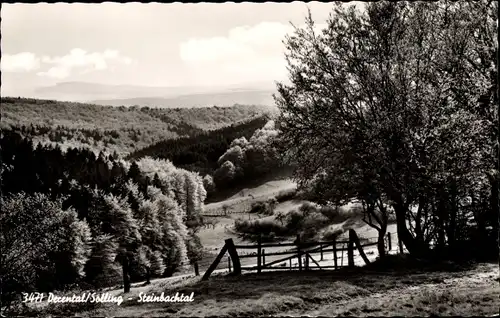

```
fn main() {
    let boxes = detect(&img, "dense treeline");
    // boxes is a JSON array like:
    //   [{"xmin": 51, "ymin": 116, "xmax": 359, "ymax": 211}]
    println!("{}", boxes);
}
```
[
  {"xmin": 275, "ymin": 1, "xmax": 498, "ymax": 260},
  {"xmin": 1, "ymin": 97, "xmax": 271, "ymax": 155},
  {"xmin": 127, "ymin": 115, "xmax": 271, "ymax": 176},
  {"xmin": 213, "ymin": 120, "xmax": 285, "ymax": 188},
  {"xmin": 1, "ymin": 130, "xmax": 207, "ymax": 306}
]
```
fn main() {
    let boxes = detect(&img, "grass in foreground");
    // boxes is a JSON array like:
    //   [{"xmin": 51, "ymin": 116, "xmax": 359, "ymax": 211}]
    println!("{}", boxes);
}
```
[{"xmin": 17, "ymin": 255, "xmax": 498, "ymax": 317}]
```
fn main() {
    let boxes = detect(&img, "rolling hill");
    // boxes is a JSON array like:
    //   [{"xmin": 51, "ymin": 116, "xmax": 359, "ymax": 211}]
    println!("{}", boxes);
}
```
[
  {"xmin": 30, "ymin": 81, "xmax": 280, "ymax": 109},
  {"xmin": 1, "ymin": 97, "xmax": 273, "ymax": 156},
  {"xmin": 90, "ymin": 90, "xmax": 278, "ymax": 109}
]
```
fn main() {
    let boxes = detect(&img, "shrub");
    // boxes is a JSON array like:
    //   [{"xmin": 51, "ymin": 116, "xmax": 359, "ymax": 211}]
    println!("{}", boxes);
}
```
[
  {"xmin": 285, "ymin": 209, "xmax": 305, "ymax": 231},
  {"xmin": 319, "ymin": 204, "xmax": 364, "ymax": 223},
  {"xmin": 250, "ymin": 201, "xmax": 267, "ymax": 214},
  {"xmin": 322, "ymin": 228, "xmax": 345, "ymax": 241},
  {"xmin": 234, "ymin": 219, "xmax": 288, "ymax": 242},
  {"xmin": 275, "ymin": 189, "xmax": 297, "ymax": 202},
  {"xmin": 250, "ymin": 199, "xmax": 276, "ymax": 216},
  {"xmin": 298, "ymin": 202, "xmax": 317, "ymax": 216}
]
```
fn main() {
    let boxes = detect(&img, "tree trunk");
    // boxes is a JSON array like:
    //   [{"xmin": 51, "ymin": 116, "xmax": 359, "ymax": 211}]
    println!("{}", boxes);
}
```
[
  {"xmin": 145, "ymin": 266, "xmax": 151, "ymax": 285},
  {"xmin": 437, "ymin": 192, "xmax": 446, "ymax": 251},
  {"xmin": 194, "ymin": 261, "xmax": 200, "ymax": 276},
  {"xmin": 489, "ymin": 174, "xmax": 499, "ymax": 235},
  {"xmin": 394, "ymin": 203, "xmax": 430, "ymax": 258},
  {"xmin": 377, "ymin": 224, "xmax": 387, "ymax": 258},
  {"xmin": 447, "ymin": 182, "xmax": 458, "ymax": 248},
  {"xmin": 122, "ymin": 256, "xmax": 131, "ymax": 293}
]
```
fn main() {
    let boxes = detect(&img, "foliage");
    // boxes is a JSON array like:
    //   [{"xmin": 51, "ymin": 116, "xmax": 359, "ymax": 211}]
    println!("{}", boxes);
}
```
[
  {"xmin": 0, "ymin": 130, "xmax": 208, "ymax": 303},
  {"xmin": 213, "ymin": 119, "xmax": 284, "ymax": 188},
  {"xmin": 1, "ymin": 193, "xmax": 92, "ymax": 304},
  {"xmin": 234, "ymin": 219, "xmax": 288, "ymax": 242},
  {"xmin": 127, "ymin": 115, "xmax": 270, "ymax": 176},
  {"xmin": 1, "ymin": 97, "xmax": 271, "ymax": 156},
  {"xmin": 274, "ymin": 1, "xmax": 498, "ymax": 259},
  {"xmin": 235, "ymin": 202, "xmax": 331, "ymax": 241},
  {"xmin": 275, "ymin": 188, "xmax": 298, "ymax": 203}
]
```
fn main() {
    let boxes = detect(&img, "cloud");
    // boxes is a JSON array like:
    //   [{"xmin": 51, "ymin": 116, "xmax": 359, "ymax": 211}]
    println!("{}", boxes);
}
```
[
  {"xmin": 180, "ymin": 22, "xmax": 293, "ymax": 64},
  {"xmin": 179, "ymin": 21, "xmax": 327, "ymax": 85},
  {"xmin": 37, "ymin": 48, "xmax": 133, "ymax": 79},
  {"xmin": 1, "ymin": 52, "xmax": 41, "ymax": 72}
]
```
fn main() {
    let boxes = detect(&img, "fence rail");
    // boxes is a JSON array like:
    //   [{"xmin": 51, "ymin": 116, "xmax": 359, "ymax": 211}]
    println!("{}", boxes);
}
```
[{"xmin": 200, "ymin": 229, "xmax": 393, "ymax": 280}]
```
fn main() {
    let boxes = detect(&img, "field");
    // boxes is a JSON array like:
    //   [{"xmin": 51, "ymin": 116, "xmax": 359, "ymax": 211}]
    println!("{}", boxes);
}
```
[
  {"xmin": 197, "ymin": 178, "xmax": 404, "ymax": 271},
  {"xmin": 203, "ymin": 179, "xmax": 298, "ymax": 214}
]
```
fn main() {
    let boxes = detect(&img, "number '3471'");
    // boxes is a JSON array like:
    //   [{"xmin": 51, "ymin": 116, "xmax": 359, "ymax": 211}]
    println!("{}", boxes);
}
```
[{"xmin": 22, "ymin": 293, "xmax": 45, "ymax": 303}]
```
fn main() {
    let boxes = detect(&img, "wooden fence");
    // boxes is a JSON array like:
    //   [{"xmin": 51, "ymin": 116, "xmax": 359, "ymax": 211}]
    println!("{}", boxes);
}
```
[{"xmin": 201, "ymin": 229, "xmax": 393, "ymax": 280}]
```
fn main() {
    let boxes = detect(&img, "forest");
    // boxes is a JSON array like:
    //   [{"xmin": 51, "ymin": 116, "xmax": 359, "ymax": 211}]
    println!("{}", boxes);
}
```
[
  {"xmin": 1, "ymin": 97, "xmax": 271, "ymax": 155},
  {"xmin": 1, "ymin": 129, "xmax": 208, "ymax": 306},
  {"xmin": 127, "ymin": 115, "xmax": 272, "ymax": 176},
  {"xmin": 0, "ymin": 100, "xmax": 280, "ymax": 308}
]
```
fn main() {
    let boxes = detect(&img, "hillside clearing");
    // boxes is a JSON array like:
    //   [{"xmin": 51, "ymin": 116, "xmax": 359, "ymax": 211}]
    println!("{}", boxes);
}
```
[{"xmin": 204, "ymin": 179, "xmax": 297, "ymax": 213}]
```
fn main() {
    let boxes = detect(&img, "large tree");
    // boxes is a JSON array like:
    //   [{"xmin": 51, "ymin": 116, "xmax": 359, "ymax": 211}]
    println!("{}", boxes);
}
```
[{"xmin": 275, "ymin": 1, "xmax": 497, "ymax": 258}]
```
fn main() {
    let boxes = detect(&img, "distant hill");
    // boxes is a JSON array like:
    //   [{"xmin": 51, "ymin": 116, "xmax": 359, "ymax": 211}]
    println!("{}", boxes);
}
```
[
  {"xmin": 91, "ymin": 90, "xmax": 278, "ymax": 109},
  {"xmin": 31, "ymin": 81, "xmax": 279, "ymax": 109},
  {"xmin": 1, "ymin": 97, "xmax": 272, "ymax": 156},
  {"xmin": 33, "ymin": 81, "xmax": 212, "ymax": 101}
]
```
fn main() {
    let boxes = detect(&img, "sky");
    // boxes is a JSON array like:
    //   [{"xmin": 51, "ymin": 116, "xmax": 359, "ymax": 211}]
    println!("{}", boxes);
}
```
[{"xmin": 1, "ymin": 2, "xmax": 363, "ymax": 97}]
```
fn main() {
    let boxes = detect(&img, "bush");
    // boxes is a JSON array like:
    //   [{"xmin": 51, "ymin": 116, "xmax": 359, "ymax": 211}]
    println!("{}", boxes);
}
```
[
  {"xmin": 250, "ymin": 201, "xmax": 267, "ymax": 214},
  {"xmin": 285, "ymin": 209, "xmax": 305, "ymax": 231},
  {"xmin": 250, "ymin": 199, "xmax": 276, "ymax": 216},
  {"xmin": 234, "ymin": 219, "xmax": 288, "ymax": 242},
  {"xmin": 298, "ymin": 202, "xmax": 317, "ymax": 216},
  {"xmin": 322, "ymin": 228, "xmax": 344, "ymax": 241},
  {"xmin": 319, "ymin": 204, "xmax": 363, "ymax": 223},
  {"xmin": 275, "ymin": 189, "xmax": 297, "ymax": 202}
]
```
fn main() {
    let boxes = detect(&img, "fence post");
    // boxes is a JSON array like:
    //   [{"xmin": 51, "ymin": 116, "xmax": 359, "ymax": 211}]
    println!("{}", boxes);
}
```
[
  {"xmin": 350, "ymin": 229, "xmax": 371, "ymax": 265},
  {"xmin": 257, "ymin": 234, "xmax": 262, "ymax": 274},
  {"xmin": 307, "ymin": 253, "xmax": 322, "ymax": 270},
  {"xmin": 341, "ymin": 242, "xmax": 345, "ymax": 267},
  {"xmin": 194, "ymin": 261, "xmax": 200, "ymax": 276},
  {"xmin": 398, "ymin": 234, "xmax": 404, "ymax": 254},
  {"xmin": 296, "ymin": 234, "xmax": 302, "ymax": 271},
  {"xmin": 348, "ymin": 230, "xmax": 355, "ymax": 268},
  {"xmin": 228, "ymin": 256, "xmax": 232, "ymax": 273},
  {"xmin": 320, "ymin": 243, "xmax": 324, "ymax": 261},
  {"xmin": 305, "ymin": 253, "xmax": 309, "ymax": 270},
  {"xmin": 262, "ymin": 249, "xmax": 266, "ymax": 267},
  {"xmin": 289, "ymin": 258, "xmax": 292, "ymax": 270},
  {"xmin": 333, "ymin": 239, "xmax": 338, "ymax": 270},
  {"xmin": 387, "ymin": 232, "xmax": 392, "ymax": 252},
  {"xmin": 225, "ymin": 238, "xmax": 241, "ymax": 276},
  {"xmin": 202, "ymin": 244, "xmax": 229, "ymax": 281}
]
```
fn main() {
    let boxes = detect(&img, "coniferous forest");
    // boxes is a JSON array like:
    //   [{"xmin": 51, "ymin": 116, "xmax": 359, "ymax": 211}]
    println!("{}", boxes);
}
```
[{"xmin": 127, "ymin": 115, "xmax": 271, "ymax": 175}]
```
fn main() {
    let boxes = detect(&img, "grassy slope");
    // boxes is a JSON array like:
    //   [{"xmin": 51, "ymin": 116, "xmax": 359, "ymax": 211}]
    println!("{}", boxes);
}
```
[
  {"xmin": 39, "ymin": 259, "xmax": 499, "ymax": 317},
  {"xmin": 204, "ymin": 179, "xmax": 298, "ymax": 214}
]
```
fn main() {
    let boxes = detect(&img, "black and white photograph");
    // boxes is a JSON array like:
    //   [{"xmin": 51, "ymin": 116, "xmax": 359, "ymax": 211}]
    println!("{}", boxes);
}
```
[{"xmin": 1, "ymin": 1, "xmax": 499, "ymax": 316}]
